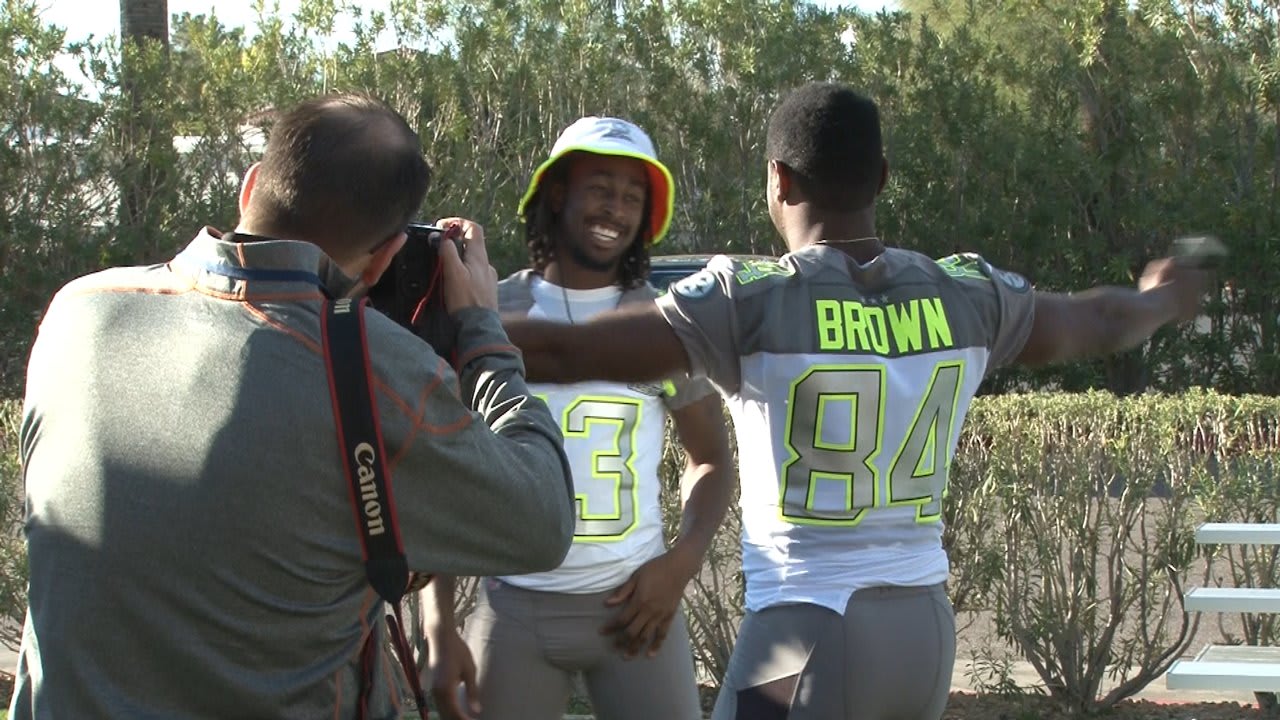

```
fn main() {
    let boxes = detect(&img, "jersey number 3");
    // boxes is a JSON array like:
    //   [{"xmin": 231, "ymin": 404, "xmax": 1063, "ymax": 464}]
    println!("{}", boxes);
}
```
[
  {"xmin": 564, "ymin": 397, "xmax": 642, "ymax": 541},
  {"xmin": 780, "ymin": 362, "xmax": 964, "ymax": 526}
]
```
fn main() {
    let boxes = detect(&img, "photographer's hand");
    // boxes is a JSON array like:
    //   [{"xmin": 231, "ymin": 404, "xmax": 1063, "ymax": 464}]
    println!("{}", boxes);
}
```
[{"xmin": 436, "ymin": 217, "xmax": 498, "ymax": 313}]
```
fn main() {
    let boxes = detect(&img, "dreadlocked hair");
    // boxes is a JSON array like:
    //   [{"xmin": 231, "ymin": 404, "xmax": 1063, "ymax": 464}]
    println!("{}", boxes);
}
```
[{"xmin": 522, "ymin": 156, "xmax": 653, "ymax": 291}]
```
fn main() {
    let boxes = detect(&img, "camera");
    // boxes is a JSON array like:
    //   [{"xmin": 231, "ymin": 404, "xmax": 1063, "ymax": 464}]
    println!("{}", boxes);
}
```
[{"xmin": 366, "ymin": 222, "xmax": 464, "ymax": 361}]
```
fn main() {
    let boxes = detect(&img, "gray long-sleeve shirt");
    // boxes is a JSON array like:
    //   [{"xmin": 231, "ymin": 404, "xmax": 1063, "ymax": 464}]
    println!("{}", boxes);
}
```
[{"xmin": 9, "ymin": 228, "xmax": 573, "ymax": 719}]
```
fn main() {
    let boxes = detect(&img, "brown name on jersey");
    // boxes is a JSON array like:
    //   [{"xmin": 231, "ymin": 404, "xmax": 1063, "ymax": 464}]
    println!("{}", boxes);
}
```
[{"xmin": 815, "ymin": 298, "xmax": 954, "ymax": 355}]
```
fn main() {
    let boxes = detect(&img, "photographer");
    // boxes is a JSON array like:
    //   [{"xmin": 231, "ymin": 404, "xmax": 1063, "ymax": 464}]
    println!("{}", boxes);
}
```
[{"xmin": 8, "ymin": 93, "xmax": 574, "ymax": 719}]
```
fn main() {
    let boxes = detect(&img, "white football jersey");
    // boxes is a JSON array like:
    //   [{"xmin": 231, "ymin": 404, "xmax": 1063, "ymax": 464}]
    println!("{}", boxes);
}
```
[
  {"xmin": 657, "ymin": 246, "xmax": 1035, "ymax": 613},
  {"xmin": 497, "ymin": 271, "xmax": 714, "ymax": 593}
]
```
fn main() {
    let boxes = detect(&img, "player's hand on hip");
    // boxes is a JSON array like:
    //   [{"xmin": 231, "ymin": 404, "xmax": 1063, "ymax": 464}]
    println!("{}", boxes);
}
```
[
  {"xmin": 424, "ymin": 625, "xmax": 481, "ymax": 720},
  {"xmin": 601, "ymin": 551, "xmax": 696, "ymax": 659},
  {"xmin": 436, "ymin": 216, "xmax": 499, "ymax": 313},
  {"xmin": 1137, "ymin": 257, "xmax": 1211, "ymax": 323}
]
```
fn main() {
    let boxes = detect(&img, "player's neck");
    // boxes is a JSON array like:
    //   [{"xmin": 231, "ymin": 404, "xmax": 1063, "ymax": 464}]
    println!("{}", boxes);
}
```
[
  {"xmin": 541, "ymin": 261, "xmax": 618, "ymax": 291},
  {"xmin": 790, "ymin": 213, "xmax": 885, "ymax": 265}
]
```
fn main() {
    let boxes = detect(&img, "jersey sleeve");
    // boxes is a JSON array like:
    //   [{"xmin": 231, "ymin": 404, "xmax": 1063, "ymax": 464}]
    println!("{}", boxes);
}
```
[
  {"xmin": 984, "ymin": 262, "xmax": 1035, "ymax": 370},
  {"xmin": 660, "ymin": 373, "xmax": 718, "ymax": 411},
  {"xmin": 653, "ymin": 258, "xmax": 743, "ymax": 394},
  {"xmin": 620, "ymin": 282, "xmax": 720, "ymax": 409},
  {"xmin": 497, "ymin": 270, "xmax": 536, "ymax": 315},
  {"xmin": 940, "ymin": 254, "xmax": 1035, "ymax": 373}
]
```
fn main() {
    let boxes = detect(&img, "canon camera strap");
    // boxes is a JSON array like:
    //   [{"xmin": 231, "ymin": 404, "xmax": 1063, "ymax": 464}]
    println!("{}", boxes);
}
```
[{"xmin": 321, "ymin": 296, "xmax": 430, "ymax": 720}]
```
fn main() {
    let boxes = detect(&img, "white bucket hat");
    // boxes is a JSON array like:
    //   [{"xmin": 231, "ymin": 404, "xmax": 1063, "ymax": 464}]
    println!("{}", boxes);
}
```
[{"xmin": 517, "ymin": 116, "xmax": 674, "ymax": 245}]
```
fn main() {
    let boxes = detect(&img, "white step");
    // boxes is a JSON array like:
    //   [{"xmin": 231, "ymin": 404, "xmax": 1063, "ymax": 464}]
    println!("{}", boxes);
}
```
[
  {"xmin": 1196, "ymin": 523, "xmax": 1280, "ymax": 545},
  {"xmin": 1186, "ymin": 587, "xmax": 1280, "ymax": 614},
  {"xmin": 1166, "ymin": 644, "xmax": 1280, "ymax": 691}
]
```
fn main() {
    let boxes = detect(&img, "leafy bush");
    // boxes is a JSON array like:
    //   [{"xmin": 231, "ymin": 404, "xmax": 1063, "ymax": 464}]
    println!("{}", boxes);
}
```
[
  {"xmin": 6, "ymin": 381, "xmax": 1280, "ymax": 714},
  {"xmin": 0, "ymin": 399, "xmax": 25, "ymax": 649},
  {"xmin": 963, "ymin": 392, "xmax": 1210, "ymax": 712}
]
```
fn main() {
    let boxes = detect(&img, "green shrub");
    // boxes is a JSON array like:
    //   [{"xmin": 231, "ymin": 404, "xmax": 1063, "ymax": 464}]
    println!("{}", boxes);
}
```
[
  {"xmin": 961, "ymin": 391, "xmax": 1214, "ymax": 712},
  {"xmin": 0, "ymin": 399, "xmax": 24, "ymax": 650},
  {"xmin": 5, "ymin": 379, "xmax": 1280, "ymax": 711}
]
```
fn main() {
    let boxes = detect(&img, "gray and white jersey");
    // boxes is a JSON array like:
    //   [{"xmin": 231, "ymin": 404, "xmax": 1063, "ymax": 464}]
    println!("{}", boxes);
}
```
[
  {"xmin": 498, "ymin": 270, "xmax": 716, "ymax": 593},
  {"xmin": 656, "ymin": 245, "xmax": 1034, "ymax": 613}
]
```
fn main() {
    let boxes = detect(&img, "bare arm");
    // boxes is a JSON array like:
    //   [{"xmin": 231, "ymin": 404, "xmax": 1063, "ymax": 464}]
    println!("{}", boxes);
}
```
[
  {"xmin": 503, "ymin": 302, "xmax": 690, "ymax": 385},
  {"xmin": 602, "ymin": 393, "xmax": 735, "ymax": 657},
  {"xmin": 665, "ymin": 395, "xmax": 735, "ymax": 578},
  {"xmin": 1016, "ymin": 258, "xmax": 1208, "ymax": 367},
  {"xmin": 420, "ymin": 575, "xmax": 458, "ymax": 639},
  {"xmin": 420, "ymin": 576, "xmax": 480, "ymax": 720}
]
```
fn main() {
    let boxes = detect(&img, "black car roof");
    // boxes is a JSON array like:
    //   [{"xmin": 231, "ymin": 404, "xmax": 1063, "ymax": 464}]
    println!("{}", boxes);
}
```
[{"xmin": 650, "ymin": 253, "xmax": 776, "ymax": 266}]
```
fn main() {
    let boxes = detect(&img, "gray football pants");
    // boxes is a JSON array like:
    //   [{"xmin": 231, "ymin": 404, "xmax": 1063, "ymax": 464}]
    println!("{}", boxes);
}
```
[
  {"xmin": 711, "ymin": 584, "xmax": 955, "ymax": 720},
  {"xmin": 462, "ymin": 578, "xmax": 703, "ymax": 720}
]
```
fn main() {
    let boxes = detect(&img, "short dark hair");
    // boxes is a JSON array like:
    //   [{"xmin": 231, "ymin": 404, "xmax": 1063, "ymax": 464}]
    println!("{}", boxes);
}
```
[
  {"xmin": 250, "ymin": 93, "xmax": 430, "ymax": 253},
  {"xmin": 765, "ymin": 82, "xmax": 883, "ymax": 212},
  {"xmin": 522, "ymin": 153, "xmax": 652, "ymax": 290}
]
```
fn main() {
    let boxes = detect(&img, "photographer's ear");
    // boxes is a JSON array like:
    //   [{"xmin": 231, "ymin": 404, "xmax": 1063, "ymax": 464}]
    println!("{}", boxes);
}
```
[
  {"xmin": 238, "ymin": 162, "xmax": 262, "ymax": 214},
  {"xmin": 361, "ymin": 231, "xmax": 407, "ymax": 288}
]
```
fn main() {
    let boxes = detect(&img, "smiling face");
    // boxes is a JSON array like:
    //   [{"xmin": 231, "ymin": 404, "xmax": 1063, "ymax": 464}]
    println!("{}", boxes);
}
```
[{"xmin": 550, "ymin": 152, "xmax": 649, "ymax": 275}]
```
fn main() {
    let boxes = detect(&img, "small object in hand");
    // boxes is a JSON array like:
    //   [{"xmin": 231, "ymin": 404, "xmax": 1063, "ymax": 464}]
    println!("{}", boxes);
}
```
[{"xmin": 1169, "ymin": 235, "xmax": 1228, "ymax": 269}]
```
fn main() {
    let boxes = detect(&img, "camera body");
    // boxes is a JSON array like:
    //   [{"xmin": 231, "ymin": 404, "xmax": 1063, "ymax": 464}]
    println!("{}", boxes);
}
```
[{"xmin": 366, "ymin": 222, "xmax": 463, "ymax": 360}]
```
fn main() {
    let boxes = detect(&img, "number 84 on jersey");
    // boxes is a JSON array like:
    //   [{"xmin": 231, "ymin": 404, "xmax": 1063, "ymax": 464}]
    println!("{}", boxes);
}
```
[{"xmin": 779, "ymin": 360, "xmax": 968, "ymax": 526}]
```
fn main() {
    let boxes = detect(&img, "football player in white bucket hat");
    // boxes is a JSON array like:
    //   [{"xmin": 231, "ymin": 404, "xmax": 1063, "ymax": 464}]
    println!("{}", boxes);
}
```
[
  {"xmin": 422, "ymin": 117, "xmax": 733, "ymax": 720},
  {"xmin": 515, "ymin": 116, "xmax": 676, "ymax": 289}
]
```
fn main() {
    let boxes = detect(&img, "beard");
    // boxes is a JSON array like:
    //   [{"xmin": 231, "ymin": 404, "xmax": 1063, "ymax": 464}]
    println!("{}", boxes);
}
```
[{"xmin": 563, "ymin": 235, "xmax": 626, "ymax": 273}]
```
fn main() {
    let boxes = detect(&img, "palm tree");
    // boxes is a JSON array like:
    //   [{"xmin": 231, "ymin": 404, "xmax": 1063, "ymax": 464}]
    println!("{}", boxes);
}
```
[{"xmin": 120, "ymin": 0, "xmax": 169, "ymax": 46}]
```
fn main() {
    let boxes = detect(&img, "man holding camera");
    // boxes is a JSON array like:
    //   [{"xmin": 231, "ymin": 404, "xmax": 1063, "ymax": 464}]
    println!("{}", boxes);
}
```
[
  {"xmin": 423, "ymin": 117, "xmax": 734, "ymax": 720},
  {"xmin": 10, "ymin": 93, "xmax": 575, "ymax": 719}
]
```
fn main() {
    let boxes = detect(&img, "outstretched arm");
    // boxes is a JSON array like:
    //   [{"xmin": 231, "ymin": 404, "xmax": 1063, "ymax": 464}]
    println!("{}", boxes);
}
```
[
  {"xmin": 503, "ymin": 302, "xmax": 691, "ymax": 384},
  {"xmin": 1016, "ymin": 258, "xmax": 1209, "ymax": 367}
]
